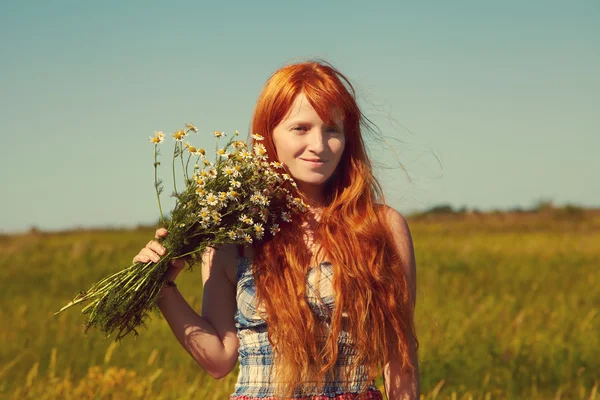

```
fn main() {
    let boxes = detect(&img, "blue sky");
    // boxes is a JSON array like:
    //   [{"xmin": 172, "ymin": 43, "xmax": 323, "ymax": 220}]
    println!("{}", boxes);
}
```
[{"xmin": 1, "ymin": 1, "xmax": 598, "ymax": 233}]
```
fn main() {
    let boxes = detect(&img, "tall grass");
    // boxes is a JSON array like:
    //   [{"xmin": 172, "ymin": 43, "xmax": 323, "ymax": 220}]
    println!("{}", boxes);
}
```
[{"xmin": 0, "ymin": 211, "xmax": 598, "ymax": 399}]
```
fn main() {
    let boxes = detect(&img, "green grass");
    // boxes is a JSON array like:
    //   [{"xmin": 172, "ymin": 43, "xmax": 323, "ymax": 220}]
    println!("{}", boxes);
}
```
[{"xmin": 0, "ymin": 211, "xmax": 598, "ymax": 399}]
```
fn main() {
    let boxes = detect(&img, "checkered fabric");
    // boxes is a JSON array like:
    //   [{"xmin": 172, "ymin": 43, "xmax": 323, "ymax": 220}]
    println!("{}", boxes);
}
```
[
  {"xmin": 230, "ymin": 390, "xmax": 384, "ymax": 400},
  {"xmin": 230, "ymin": 257, "xmax": 383, "ymax": 399}
]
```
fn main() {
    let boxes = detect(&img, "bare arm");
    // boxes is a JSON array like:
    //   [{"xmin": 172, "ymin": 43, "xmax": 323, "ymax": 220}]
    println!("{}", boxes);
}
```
[
  {"xmin": 137, "ymin": 229, "xmax": 239, "ymax": 379},
  {"xmin": 383, "ymin": 336, "xmax": 419, "ymax": 400},
  {"xmin": 382, "ymin": 208, "xmax": 420, "ymax": 399}
]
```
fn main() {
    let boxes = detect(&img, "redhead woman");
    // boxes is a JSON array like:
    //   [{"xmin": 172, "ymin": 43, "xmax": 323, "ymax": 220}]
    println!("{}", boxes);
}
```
[{"xmin": 133, "ymin": 61, "xmax": 419, "ymax": 399}]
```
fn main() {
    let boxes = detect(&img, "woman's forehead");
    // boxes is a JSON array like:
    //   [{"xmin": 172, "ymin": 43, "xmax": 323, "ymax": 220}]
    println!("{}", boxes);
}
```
[{"xmin": 283, "ymin": 93, "xmax": 344, "ymax": 125}]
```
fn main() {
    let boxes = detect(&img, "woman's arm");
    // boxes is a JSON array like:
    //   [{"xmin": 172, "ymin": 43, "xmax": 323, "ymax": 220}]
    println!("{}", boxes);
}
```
[
  {"xmin": 383, "ymin": 336, "xmax": 419, "ymax": 399},
  {"xmin": 382, "ymin": 207, "xmax": 420, "ymax": 399},
  {"xmin": 156, "ymin": 243, "xmax": 240, "ymax": 379}
]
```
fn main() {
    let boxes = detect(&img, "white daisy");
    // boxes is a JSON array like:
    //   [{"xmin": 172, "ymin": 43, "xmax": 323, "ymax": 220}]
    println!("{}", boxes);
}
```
[
  {"xmin": 205, "ymin": 192, "xmax": 218, "ymax": 206},
  {"xmin": 260, "ymin": 208, "xmax": 270, "ymax": 222},
  {"xmin": 239, "ymin": 214, "xmax": 253, "ymax": 225},
  {"xmin": 198, "ymin": 207, "xmax": 210, "ymax": 219},
  {"xmin": 173, "ymin": 130, "xmax": 187, "ymax": 141},
  {"xmin": 253, "ymin": 143, "xmax": 267, "ymax": 158},
  {"xmin": 250, "ymin": 193, "xmax": 261, "ymax": 205},
  {"xmin": 259, "ymin": 195, "xmax": 269, "ymax": 206},
  {"xmin": 223, "ymin": 167, "xmax": 236, "ymax": 177},
  {"xmin": 234, "ymin": 140, "xmax": 247, "ymax": 149},
  {"xmin": 227, "ymin": 190, "xmax": 239, "ymax": 201},
  {"xmin": 253, "ymin": 223, "xmax": 265, "ymax": 239},
  {"xmin": 195, "ymin": 177, "xmax": 206, "ymax": 187},
  {"xmin": 149, "ymin": 131, "xmax": 165, "ymax": 144},
  {"xmin": 270, "ymin": 224, "xmax": 280, "ymax": 235},
  {"xmin": 185, "ymin": 123, "xmax": 198, "ymax": 133},
  {"xmin": 216, "ymin": 148, "xmax": 229, "ymax": 158}
]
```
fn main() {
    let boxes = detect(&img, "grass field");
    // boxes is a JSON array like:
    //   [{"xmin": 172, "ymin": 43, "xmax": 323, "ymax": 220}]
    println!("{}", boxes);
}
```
[{"xmin": 1, "ymin": 208, "xmax": 598, "ymax": 399}]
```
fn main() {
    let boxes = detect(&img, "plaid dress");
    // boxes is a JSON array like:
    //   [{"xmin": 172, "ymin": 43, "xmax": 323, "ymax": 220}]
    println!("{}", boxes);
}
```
[{"xmin": 230, "ymin": 257, "xmax": 383, "ymax": 399}]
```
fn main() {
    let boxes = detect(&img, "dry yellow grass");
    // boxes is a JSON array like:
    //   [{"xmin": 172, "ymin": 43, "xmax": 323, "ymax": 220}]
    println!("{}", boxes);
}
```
[{"xmin": 1, "ymin": 208, "xmax": 598, "ymax": 399}]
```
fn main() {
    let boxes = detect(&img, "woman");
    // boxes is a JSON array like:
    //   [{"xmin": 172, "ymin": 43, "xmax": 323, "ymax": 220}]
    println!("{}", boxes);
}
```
[{"xmin": 133, "ymin": 60, "xmax": 419, "ymax": 399}]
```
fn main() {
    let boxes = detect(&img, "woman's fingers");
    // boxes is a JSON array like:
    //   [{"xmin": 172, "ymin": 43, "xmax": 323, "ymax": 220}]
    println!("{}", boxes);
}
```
[
  {"xmin": 133, "ymin": 248, "xmax": 160, "ymax": 264},
  {"xmin": 146, "ymin": 240, "xmax": 166, "ymax": 257},
  {"xmin": 133, "ymin": 248, "xmax": 185, "ymax": 269},
  {"xmin": 132, "ymin": 240, "xmax": 166, "ymax": 264},
  {"xmin": 132, "ymin": 229, "xmax": 185, "ymax": 270},
  {"xmin": 155, "ymin": 228, "xmax": 168, "ymax": 239}
]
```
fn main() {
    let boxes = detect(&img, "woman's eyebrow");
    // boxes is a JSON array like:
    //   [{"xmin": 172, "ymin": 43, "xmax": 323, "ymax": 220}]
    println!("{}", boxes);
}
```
[
  {"xmin": 286, "ymin": 120, "xmax": 311, "ymax": 126},
  {"xmin": 286, "ymin": 120, "xmax": 341, "ymax": 128}
]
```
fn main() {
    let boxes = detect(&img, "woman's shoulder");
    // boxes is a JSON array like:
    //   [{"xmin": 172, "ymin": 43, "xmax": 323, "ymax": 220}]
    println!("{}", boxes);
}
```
[
  {"xmin": 374, "ymin": 204, "xmax": 414, "ymax": 261},
  {"xmin": 374, "ymin": 203, "xmax": 408, "ymax": 225},
  {"xmin": 376, "ymin": 204, "xmax": 416, "ymax": 297},
  {"xmin": 205, "ymin": 244, "xmax": 253, "ymax": 285},
  {"xmin": 210, "ymin": 243, "xmax": 254, "ymax": 259}
]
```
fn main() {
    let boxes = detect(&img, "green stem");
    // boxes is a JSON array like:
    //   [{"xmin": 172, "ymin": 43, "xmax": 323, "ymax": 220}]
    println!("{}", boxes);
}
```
[
  {"xmin": 172, "ymin": 142, "xmax": 178, "ymax": 194},
  {"xmin": 173, "ymin": 245, "xmax": 209, "ymax": 259},
  {"xmin": 181, "ymin": 143, "xmax": 187, "ymax": 185},
  {"xmin": 185, "ymin": 153, "xmax": 192, "ymax": 185},
  {"xmin": 154, "ymin": 145, "xmax": 166, "ymax": 226}
]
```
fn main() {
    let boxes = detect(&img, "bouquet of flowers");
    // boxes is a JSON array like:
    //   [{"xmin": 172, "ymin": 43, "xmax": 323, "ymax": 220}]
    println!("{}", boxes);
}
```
[{"xmin": 55, "ymin": 124, "xmax": 306, "ymax": 341}]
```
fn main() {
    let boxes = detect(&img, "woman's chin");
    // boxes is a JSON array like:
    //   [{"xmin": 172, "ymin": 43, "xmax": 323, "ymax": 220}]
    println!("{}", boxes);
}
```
[
  {"xmin": 296, "ymin": 175, "xmax": 331, "ymax": 186},
  {"xmin": 294, "ymin": 178, "xmax": 331, "ymax": 192}
]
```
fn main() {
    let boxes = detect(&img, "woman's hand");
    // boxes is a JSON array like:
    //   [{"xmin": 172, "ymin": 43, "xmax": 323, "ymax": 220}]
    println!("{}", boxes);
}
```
[{"xmin": 132, "ymin": 228, "xmax": 185, "ymax": 280}]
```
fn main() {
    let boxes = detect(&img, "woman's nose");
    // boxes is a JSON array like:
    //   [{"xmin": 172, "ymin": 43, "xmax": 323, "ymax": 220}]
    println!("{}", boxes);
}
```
[{"xmin": 306, "ymin": 129, "xmax": 327, "ymax": 152}]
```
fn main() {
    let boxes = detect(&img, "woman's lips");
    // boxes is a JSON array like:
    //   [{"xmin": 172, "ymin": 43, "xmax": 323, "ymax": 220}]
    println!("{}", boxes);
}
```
[{"xmin": 301, "ymin": 158, "xmax": 325, "ymax": 166}]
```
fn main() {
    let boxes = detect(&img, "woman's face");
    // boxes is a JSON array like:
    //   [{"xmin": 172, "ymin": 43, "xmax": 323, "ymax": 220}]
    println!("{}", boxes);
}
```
[{"xmin": 272, "ymin": 93, "xmax": 345, "ymax": 202}]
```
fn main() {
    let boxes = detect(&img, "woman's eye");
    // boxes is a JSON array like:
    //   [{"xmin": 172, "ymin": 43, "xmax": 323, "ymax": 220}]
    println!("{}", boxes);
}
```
[{"xmin": 292, "ymin": 126, "xmax": 307, "ymax": 131}]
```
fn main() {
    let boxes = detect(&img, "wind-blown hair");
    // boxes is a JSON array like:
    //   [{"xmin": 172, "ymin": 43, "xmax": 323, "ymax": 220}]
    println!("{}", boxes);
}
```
[{"xmin": 249, "ymin": 60, "xmax": 417, "ymax": 398}]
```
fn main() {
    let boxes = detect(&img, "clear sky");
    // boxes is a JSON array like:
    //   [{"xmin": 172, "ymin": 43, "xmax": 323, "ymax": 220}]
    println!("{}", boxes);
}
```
[{"xmin": 1, "ymin": 1, "xmax": 598, "ymax": 233}]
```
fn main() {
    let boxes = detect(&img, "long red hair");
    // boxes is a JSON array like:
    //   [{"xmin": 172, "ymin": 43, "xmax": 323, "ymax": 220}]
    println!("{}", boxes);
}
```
[{"xmin": 250, "ymin": 60, "xmax": 417, "ymax": 398}]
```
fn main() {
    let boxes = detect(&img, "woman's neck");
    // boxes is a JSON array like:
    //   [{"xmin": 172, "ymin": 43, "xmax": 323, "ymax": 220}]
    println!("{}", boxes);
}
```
[{"xmin": 296, "ymin": 182, "xmax": 327, "ymax": 207}]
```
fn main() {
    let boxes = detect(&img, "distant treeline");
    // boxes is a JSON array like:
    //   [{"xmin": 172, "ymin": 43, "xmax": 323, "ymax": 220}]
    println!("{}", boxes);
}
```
[
  {"xmin": 414, "ymin": 200, "xmax": 593, "ymax": 216},
  {"xmin": 11, "ymin": 201, "xmax": 597, "ymax": 236}
]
